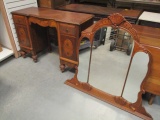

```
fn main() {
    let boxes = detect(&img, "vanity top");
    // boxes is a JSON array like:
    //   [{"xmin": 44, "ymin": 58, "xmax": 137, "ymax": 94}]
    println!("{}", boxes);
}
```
[{"xmin": 12, "ymin": 7, "xmax": 94, "ymax": 25}]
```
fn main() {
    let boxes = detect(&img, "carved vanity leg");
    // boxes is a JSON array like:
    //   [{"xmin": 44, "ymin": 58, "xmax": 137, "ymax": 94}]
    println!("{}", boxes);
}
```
[
  {"xmin": 60, "ymin": 64, "xmax": 65, "ymax": 72},
  {"xmin": 20, "ymin": 51, "xmax": 26, "ymax": 58},
  {"xmin": 31, "ymin": 52, "xmax": 38, "ymax": 63},
  {"xmin": 148, "ymin": 94, "xmax": 156, "ymax": 105},
  {"xmin": 32, "ymin": 55, "xmax": 38, "ymax": 62}
]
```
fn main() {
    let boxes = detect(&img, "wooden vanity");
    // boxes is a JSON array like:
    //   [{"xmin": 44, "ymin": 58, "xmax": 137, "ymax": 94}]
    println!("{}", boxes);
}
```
[{"xmin": 12, "ymin": 7, "xmax": 93, "ymax": 71}]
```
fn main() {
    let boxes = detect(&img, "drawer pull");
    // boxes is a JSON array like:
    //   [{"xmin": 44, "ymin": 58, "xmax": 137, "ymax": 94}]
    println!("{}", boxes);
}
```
[{"xmin": 59, "ymin": 23, "xmax": 76, "ymax": 35}]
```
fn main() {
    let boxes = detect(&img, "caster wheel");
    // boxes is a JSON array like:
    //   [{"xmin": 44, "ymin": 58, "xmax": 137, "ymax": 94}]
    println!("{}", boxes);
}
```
[
  {"xmin": 60, "ymin": 64, "xmax": 65, "ymax": 72},
  {"xmin": 110, "ymin": 40, "xmax": 115, "ymax": 51},
  {"xmin": 126, "ymin": 44, "xmax": 133, "ymax": 55}
]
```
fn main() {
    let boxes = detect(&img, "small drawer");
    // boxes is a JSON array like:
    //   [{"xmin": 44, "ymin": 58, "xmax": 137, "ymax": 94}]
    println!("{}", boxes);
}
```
[
  {"xmin": 13, "ymin": 15, "xmax": 27, "ymax": 25},
  {"xmin": 59, "ymin": 23, "xmax": 76, "ymax": 36}
]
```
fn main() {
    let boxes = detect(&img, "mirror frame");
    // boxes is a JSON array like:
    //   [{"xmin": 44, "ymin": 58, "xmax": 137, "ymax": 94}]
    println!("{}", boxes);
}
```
[{"xmin": 65, "ymin": 13, "xmax": 152, "ymax": 120}]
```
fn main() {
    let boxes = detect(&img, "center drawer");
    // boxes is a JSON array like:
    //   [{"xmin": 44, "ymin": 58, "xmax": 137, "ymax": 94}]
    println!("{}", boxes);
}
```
[{"xmin": 59, "ymin": 23, "xmax": 76, "ymax": 36}]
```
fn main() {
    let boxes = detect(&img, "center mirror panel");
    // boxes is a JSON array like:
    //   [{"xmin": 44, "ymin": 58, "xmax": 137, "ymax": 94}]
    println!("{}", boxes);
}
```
[{"xmin": 89, "ymin": 28, "xmax": 134, "ymax": 96}]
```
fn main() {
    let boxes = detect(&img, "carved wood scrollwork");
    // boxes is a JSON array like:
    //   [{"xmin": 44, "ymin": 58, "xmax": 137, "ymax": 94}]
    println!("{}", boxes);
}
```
[
  {"xmin": 19, "ymin": 28, "xmax": 26, "ymax": 42},
  {"xmin": 66, "ymin": 13, "xmax": 153, "ymax": 120},
  {"xmin": 63, "ymin": 39, "xmax": 73, "ymax": 57},
  {"xmin": 29, "ymin": 17, "xmax": 57, "ymax": 28},
  {"xmin": 114, "ymin": 96, "xmax": 128, "ymax": 106}
]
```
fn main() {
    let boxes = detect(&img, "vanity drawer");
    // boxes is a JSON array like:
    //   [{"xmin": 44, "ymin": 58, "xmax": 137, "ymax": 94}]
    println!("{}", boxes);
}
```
[
  {"xmin": 59, "ymin": 23, "xmax": 76, "ymax": 36},
  {"xmin": 60, "ymin": 35, "xmax": 77, "ymax": 61},
  {"xmin": 15, "ymin": 24, "xmax": 31, "ymax": 48},
  {"xmin": 13, "ymin": 15, "xmax": 27, "ymax": 25}
]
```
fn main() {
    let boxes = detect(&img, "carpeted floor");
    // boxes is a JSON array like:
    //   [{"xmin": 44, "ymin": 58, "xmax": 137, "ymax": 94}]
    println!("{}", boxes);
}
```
[{"xmin": 0, "ymin": 46, "xmax": 160, "ymax": 120}]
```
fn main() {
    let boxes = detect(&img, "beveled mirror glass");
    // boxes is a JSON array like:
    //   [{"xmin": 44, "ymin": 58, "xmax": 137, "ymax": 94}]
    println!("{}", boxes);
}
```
[{"xmin": 89, "ymin": 28, "xmax": 134, "ymax": 96}]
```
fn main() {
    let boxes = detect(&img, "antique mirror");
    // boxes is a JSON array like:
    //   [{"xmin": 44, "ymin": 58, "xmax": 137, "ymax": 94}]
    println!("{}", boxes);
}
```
[{"xmin": 65, "ymin": 13, "xmax": 152, "ymax": 120}]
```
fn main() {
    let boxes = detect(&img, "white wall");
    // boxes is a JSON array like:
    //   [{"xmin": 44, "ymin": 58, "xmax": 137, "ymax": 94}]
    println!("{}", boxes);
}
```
[
  {"xmin": 0, "ymin": 11, "xmax": 12, "ymax": 49},
  {"xmin": 2, "ymin": 0, "xmax": 38, "ymax": 51}
]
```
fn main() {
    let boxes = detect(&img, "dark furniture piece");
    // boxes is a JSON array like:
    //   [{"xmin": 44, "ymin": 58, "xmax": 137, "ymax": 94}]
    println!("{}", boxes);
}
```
[
  {"xmin": 115, "ymin": 0, "xmax": 160, "ymax": 12},
  {"xmin": 76, "ymin": 0, "xmax": 115, "ymax": 7},
  {"xmin": 12, "ymin": 7, "xmax": 93, "ymax": 71},
  {"xmin": 57, "ymin": 4, "xmax": 142, "ymax": 23}
]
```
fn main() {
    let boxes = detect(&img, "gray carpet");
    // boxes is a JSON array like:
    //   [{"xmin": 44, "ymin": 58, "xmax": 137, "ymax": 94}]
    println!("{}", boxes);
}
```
[{"xmin": 0, "ymin": 46, "xmax": 160, "ymax": 120}]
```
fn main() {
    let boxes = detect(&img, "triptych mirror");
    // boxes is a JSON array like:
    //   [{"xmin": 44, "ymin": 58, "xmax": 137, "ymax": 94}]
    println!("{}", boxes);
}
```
[{"xmin": 65, "ymin": 13, "xmax": 152, "ymax": 120}]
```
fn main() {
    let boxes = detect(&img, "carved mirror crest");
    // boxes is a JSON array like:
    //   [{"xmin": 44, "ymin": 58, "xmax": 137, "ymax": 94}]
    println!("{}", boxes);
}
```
[{"xmin": 65, "ymin": 13, "xmax": 152, "ymax": 120}]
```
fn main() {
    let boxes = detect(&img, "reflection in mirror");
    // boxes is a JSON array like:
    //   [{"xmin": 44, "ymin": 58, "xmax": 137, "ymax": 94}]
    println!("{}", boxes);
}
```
[
  {"xmin": 89, "ymin": 28, "xmax": 134, "ymax": 96},
  {"xmin": 122, "ymin": 52, "xmax": 149, "ymax": 103},
  {"xmin": 77, "ymin": 38, "xmax": 91, "ymax": 82}
]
